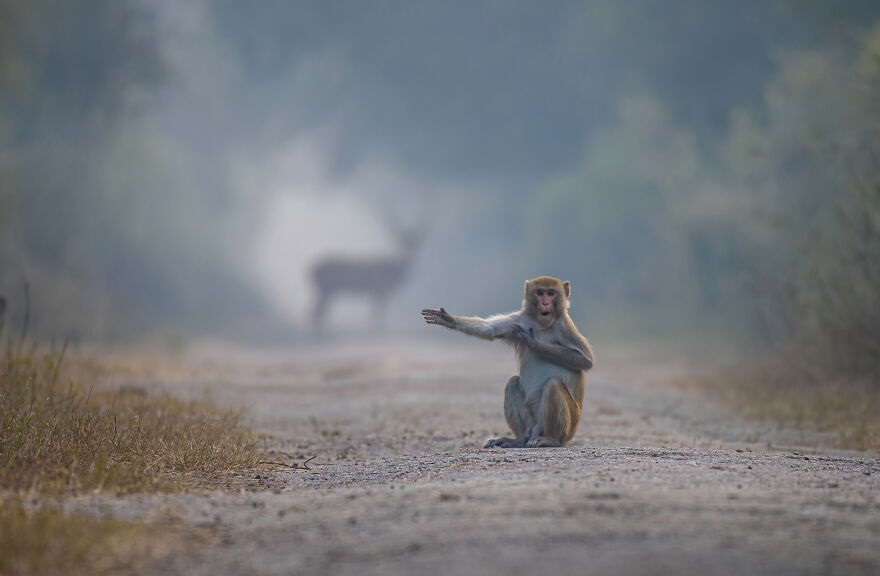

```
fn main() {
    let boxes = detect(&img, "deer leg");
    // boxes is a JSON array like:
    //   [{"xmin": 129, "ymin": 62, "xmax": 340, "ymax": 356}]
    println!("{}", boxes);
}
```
[
  {"xmin": 372, "ymin": 295, "xmax": 389, "ymax": 331},
  {"xmin": 313, "ymin": 292, "xmax": 330, "ymax": 332}
]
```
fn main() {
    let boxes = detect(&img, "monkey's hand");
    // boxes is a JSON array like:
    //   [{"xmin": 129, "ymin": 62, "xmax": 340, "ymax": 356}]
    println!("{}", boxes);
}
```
[
  {"xmin": 421, "ymin": 307, "xmax": 456, "ymax": 329},
  {"xmin": 509, "ymin": 325, "xmax": 536, "ymax": 347}
]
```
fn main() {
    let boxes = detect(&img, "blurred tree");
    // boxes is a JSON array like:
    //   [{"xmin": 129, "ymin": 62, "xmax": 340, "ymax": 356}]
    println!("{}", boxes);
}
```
[
  {"xmin": 750, "ymin": 23, "xmax": 880, "ymax": 380},
  {"xmin": 0, "ymin": 0, "xmax": 285, "ymax": 340},
  {"xmin": 0, "ymin": 0, "xmax": 165, "ymax": 338},
  {"xmin": 526, "ymin": 97, "xmax": 734, "ymax": 336},
  {"xmin": 525, "ymin": 19, "xmax": 880, "ymax": 355}
]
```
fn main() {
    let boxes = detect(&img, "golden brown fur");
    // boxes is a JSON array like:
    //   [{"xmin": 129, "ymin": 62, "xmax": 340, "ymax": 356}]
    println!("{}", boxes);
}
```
[{"xmin": 422, "ymin": 276, "xmax": 594, "ymax": 447}]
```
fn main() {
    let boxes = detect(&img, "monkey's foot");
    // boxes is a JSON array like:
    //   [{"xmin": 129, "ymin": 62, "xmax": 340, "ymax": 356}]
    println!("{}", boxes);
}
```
[
  {"xmin": 483, "ymin": 437, "xmax": 523, "ymax": 449},
  {"xmin": 525, "ymin": 436, "xmax": 562, "ymax": 448}
]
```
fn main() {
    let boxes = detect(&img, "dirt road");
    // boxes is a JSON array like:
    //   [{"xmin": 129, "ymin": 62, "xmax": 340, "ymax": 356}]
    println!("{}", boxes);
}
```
[{"xmin": 70, "ymin": 339, "xmax": 879, "ymax": 575}]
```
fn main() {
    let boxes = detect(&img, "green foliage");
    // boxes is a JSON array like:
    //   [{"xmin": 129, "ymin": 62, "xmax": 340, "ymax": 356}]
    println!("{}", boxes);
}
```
[
  {"xmin": 676, "ymin": 23, "xmax": 880, "ymax": 440},
  {"xmin": 0, "ymin": 1, "xmax": 271, "ymax": 340},
  {"xmin": 527, "ymin": 22, "xmax": 880, "ymax": 372},
  {"xmin": 738, "ymin": 24, "xmax": 880, "ymax": 382},
  {"xmin": 781, "ymin": 153, "xmax": 880, "ymax": 380},
  {"xmin": 0, "ymin": 0, "xmax": 166, "ymax": 339}
]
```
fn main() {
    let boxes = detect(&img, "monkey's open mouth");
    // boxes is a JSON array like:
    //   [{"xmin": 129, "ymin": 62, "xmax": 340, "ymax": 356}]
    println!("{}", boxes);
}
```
[{"xmin": 540, "ymin": 311, "xmax": 551, "ymax": 316}]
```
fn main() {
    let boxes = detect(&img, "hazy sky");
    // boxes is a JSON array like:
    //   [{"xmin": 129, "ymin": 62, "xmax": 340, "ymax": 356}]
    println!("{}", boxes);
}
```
[
  {"xmin": 4, "ymin": 0, "xmax": 878, "ymax": 338},
  {"xmin": 148, "ymin": 0, "xmax": 880, "ymax": 332}
]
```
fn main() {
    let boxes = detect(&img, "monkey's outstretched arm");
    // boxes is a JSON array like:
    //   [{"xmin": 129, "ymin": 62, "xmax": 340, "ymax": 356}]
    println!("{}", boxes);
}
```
[{"xmin": 422, "ymin": 309, "xmax": 521, "ymax": 341}]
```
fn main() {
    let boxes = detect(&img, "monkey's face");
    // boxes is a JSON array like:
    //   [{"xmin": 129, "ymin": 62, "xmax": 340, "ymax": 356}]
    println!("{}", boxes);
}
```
[
  {"xmin": 524, "ymin": 276, "xmax": 571, "ymax": 328},
  {"xmin": 529, "ymin": 284, "xmax": 563, "ymax": 328},
  {"xmin": 534, "ymin": 288, "xmax": 558, "ymax": 317}
]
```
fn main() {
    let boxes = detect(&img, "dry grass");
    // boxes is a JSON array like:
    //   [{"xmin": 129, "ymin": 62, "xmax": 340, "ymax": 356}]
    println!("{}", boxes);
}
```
[
  {"xmin": 0, "ymin": 343, "xmax": 265, "ymax": 494},
  {"xmin": 679, "ymin": 357, "xmax": 880, "ymax": 452},
  {"xmin": 0, "ymin": 498, "xmax": 196, "ymax": 576},
  {"xmin": 0, "ymin": 341, "xmax": 266, "ymax": 575}
]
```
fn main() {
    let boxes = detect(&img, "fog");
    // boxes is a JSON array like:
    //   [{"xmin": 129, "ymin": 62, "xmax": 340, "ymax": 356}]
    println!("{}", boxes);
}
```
[{"xmin": 1, "ymin": 0, "xmax": 878, "ymax": 344}]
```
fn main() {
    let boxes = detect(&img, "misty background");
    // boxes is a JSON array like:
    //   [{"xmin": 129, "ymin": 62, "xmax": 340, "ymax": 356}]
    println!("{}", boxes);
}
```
[{"xmin": 1, "ymin": 1, "xmax": 878, "ymax": 370}]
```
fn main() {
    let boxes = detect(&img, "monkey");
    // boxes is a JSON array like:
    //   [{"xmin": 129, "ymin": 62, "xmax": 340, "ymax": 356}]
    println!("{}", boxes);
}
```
[{"xmin": 422, "ymin": 276, "xmax": 593, "ymax": 448}]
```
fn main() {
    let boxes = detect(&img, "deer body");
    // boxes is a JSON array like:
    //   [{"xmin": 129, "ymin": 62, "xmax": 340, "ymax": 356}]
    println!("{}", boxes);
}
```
[{"xmin": 310, "ymin": 229, "xmax": 421, "ymax": 331}]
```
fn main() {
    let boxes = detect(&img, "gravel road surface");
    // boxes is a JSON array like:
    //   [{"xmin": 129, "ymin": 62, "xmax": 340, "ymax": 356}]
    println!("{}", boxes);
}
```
[{"xmin": 67, "ymin": 339, "xmax": 879, "ymax": 575}]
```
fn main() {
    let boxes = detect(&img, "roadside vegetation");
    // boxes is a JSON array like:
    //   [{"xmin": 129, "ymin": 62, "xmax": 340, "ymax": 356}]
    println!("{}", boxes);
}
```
[
  {"xmin": 686, "ymin": 151, "xmax": 880, "ymax": 451},
  {"xmin": 0, "ymin": 498, "xmax": 198, "ymax": 576},
  {"xmin": 685, "ymin": 163, "xmax": 880, "ymax": 450},
  {"xmin": 0, "ymin": 328, "xmax": 267, "ymax": 574},
  {"xmin": 671, "ymin": 22, "xmax": 880, "ymax": 451},
  {"xmin": 681, "ymin": 361, "xmax": 879, "ymax": 452},
  {"xmin": 0, "ymin": 341, "xmax": 264, "ymax": 494}
]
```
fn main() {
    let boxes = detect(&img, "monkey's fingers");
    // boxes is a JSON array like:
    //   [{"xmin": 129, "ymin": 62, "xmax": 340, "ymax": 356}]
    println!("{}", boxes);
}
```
[
  {"xmin": 422, "ymin": 308, "xmax": 453, "ymax": 327},
  {"xmin": 508, "ymin": 325, "xmax": 530, "ymax": 343},
  {"xmin": 421, "ymin": 308, "xmax": 447, "ymax": 315}
]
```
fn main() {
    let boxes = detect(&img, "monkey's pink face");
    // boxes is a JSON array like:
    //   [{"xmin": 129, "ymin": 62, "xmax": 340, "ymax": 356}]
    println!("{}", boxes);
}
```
[{"xmin": 534, "ymin": 288, "xmax": 558, "ymax": 318}]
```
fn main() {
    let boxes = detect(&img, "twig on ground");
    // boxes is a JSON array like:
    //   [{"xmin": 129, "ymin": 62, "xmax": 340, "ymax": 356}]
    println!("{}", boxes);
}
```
[{"xmin": 258, "ymin": 455, "xmax": 317, "ymax": 471}]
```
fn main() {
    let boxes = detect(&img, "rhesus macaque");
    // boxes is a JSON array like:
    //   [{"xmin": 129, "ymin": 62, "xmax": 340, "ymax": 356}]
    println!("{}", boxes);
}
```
[{"xmin": 422, "ymin": 276, "xmax": 593, "ymax": 448}]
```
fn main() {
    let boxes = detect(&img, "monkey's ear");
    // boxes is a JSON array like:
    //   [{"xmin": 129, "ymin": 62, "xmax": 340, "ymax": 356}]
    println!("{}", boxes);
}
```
[
  {"xmin": 524, "ymin": 279, "xmax": 531, "ymax": 295},
  {"xmin": 562, "ymin": 281, "xmax": 571, "ymax": 298}
]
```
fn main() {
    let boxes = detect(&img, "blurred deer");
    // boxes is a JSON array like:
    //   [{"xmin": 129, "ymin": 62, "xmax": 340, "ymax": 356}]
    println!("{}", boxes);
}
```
[{"xmin": 310, "ymin": 225, "xmax": 424, "ymax": 332}]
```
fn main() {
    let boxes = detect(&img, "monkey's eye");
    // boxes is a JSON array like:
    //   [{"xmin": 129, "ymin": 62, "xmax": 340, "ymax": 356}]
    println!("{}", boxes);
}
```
[
  {"xmin": 546, "ymin": 290, "xmax": 555, "ymax": 297},
  {"xmin": 535, "ymin": 290, "xmax": 545, "ymax": 296}
]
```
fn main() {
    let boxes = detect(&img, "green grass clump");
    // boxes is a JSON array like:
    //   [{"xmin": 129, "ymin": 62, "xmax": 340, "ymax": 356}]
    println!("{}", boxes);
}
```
[{"xmin": 0, "ymin": 343, "xmax": 264, "ymax": 494}]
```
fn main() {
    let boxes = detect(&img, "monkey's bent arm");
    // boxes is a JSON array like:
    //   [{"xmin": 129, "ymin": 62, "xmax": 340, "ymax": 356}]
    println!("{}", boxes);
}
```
[
  {"xmin": 450, "ymin": 312, "xmax": 522, "ymax": 341},
  {"xmin": 527, "ymin": 339, "xmax": 593, "ymax": 372}
]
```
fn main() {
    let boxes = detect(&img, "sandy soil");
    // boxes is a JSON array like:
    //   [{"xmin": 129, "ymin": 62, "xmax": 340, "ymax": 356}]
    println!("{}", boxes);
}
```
[{"xmin": 65, "ymin": 338, "xmax": 879, "ymax": 575}]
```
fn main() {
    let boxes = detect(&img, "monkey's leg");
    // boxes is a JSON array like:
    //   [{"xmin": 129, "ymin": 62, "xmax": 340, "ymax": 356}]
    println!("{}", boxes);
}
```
[
  {"xmin": 527, "ymin": 379, "xmax": 580, "ymax": 448},
  {"xmin": 484, "ymin": 376, "xmax": 530, "ymax": 448}
]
